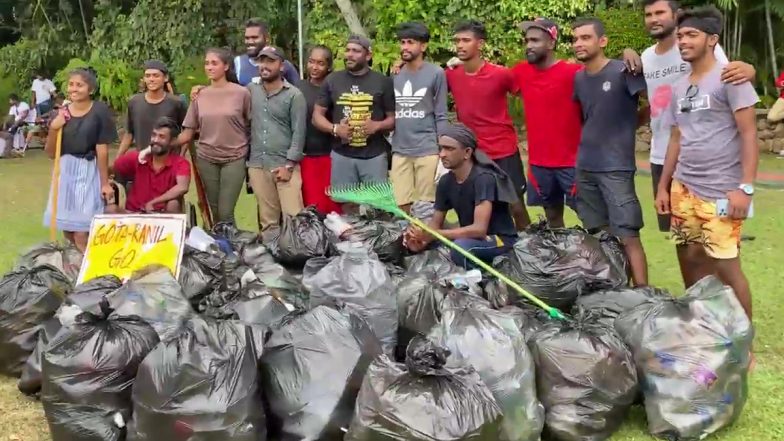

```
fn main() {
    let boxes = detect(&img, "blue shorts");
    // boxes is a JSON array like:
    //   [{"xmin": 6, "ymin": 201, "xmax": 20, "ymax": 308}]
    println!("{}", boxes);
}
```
[{"xmin": 527, "ymin": 165, "xmax": 577, "ymax": 209}]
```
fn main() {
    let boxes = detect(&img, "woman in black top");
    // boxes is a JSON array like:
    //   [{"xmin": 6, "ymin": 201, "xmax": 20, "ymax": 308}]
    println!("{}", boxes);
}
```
[{"xmin": 44, "ymin": 68, "xmax": 116, "ymax": 252}]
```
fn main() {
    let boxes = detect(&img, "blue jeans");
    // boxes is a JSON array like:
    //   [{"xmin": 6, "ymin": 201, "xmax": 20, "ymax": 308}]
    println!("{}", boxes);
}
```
[{"xmin": 449, "ymin": 236, "xmax": 514, "ymax": 270}]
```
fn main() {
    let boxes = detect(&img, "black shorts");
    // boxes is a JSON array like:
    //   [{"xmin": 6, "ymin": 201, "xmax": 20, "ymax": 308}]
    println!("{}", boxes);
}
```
[
  {"xmin": 576, "ymin": 170, "xmax": 643, "ymax": 238},
  {"xmin": 527, "ymin": 165, "xmax": 577, "ymax": 209},
  {"xmin": 493, "ymin": 153, "xmax": 527, "ymax": 199},
  {"xmin": 650, "ymin": 163, "xmax": 672, "ymax": 232}
]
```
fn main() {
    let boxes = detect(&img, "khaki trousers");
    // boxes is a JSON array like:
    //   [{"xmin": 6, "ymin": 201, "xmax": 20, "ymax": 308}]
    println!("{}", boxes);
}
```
[{"xmin": 248, "ymin": 166, "xmax": 304, "ymax": 231}]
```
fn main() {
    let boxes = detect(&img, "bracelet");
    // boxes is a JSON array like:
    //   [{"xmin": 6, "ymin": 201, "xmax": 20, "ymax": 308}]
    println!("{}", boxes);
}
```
[{"xmin": 331, "ymin": 124, "xmax": 337, "ymax": 137}]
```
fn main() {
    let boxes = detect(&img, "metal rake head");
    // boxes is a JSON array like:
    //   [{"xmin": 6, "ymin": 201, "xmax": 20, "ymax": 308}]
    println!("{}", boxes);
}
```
[{"xmin": 326, "ymin": 181, "xmax": 405, "ymax": 217}]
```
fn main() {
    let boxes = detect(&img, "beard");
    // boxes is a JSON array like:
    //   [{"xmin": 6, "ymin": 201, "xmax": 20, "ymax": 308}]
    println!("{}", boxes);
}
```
[
  {"xmin": 526, "ymin": 51, "xmax": 545, "ymax": 64},
  {"xmin": 650, "ymin": 22, "xmax": 676, "ymax": 39},
  {"xmin": 151, "ymin": 143, "xmax": 168, "ymax": 156}
]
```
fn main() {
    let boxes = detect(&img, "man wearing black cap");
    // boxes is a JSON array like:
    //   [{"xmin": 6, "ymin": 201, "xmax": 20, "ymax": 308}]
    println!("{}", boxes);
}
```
[
  {"xmin": 246, "ymin": 46, "xmax": 307, "ymax": 231},
  {"xmin": 404, "ymin": 123, "xmax": 518, "ymax": 269},
  {"xmin": 117, "ymin": 60, "xmax": 187, "ymax": 157},
  {"xmin": 313, "ymin": 34, "xmax": 396, "ymax": 213}
]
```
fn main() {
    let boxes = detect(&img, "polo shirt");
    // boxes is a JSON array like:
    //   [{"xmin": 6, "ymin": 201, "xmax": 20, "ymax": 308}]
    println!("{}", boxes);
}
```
[{"xmin": 113, "ymin": 150, "xmax": 191, "ymax": 212}]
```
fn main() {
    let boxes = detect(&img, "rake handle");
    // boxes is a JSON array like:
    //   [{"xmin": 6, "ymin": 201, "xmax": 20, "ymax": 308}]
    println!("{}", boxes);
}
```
[
  {"xmin": 402, "ymin": 213, "xmax": 563, "ymax": 318},
  {"xmin": 49, "ymin": 129, "xmax": 63, "ymax": 242}
]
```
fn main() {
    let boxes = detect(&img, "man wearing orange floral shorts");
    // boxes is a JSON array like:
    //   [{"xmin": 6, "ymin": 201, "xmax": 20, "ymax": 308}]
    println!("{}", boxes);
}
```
[{"xmin": 654, "ymin": 7, "xmax": 757, "ymax": 323}]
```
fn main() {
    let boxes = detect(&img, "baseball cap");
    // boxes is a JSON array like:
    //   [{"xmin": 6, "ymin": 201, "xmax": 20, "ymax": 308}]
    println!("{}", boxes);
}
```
[
  {"xmin": 256, "ymin": 46, "xmax": 285, "ymax": 61},
  {"xmin": 347, "ymin": 34, "xmax": 372, "ymax": 52},
  {"xmin": 520, "ymin": 18, "xmax": 559, "ymax": 40}
]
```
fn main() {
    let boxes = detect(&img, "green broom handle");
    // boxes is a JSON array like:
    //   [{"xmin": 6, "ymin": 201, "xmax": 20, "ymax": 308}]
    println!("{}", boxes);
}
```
[{"xmin": 402, "ymin": 213, "xmax": 564, "ymax": 319}]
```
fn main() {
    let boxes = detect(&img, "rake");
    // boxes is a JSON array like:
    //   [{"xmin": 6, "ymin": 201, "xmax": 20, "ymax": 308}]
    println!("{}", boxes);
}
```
[{"xmin": 327, "ymin": 181, "xmax": 565, "ymax": 319}]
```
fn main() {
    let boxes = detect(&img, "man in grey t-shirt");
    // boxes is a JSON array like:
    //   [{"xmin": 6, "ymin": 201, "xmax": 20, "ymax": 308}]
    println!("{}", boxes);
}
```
[
  {"xmin": 391, "ymin": 22, "xmax": 448, "ymax": 213},
  {"xmin": 655, "ymin": 6, "xmax": 757, "ymax": 323}
]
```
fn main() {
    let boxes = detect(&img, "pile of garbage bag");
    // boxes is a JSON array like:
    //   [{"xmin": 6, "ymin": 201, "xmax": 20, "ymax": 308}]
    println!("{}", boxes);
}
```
[
  {"xmin": 0, "ymin": 264, "xmax": 71, "ymax": 376},
  {"xmin": 573, "ymin": 286, "xmax": 671, "ymax": 329},
  {"xmin": 129, "ymin": 317, "xmax": 266, "ymax": 440},
  {"xmin": 531, "ymin": 310, "xmax": 638, "ymax": 441},
  {"xmin": 346, "ymin": 336, "xmax": 503, "ymax": 441},
  {"xmin": 266, "ymin": 207, "xmax": 335, "ymax": 267},
  {"xmin": 615, "ymin": 276, "xmax": 754, "ymax": 440},
  {"xmin": 261, "ymin": 305, "xmax": 382, "ymax": 440},
  {"xmin": 344, "ymin": 209, "xmax": 406, "ymax": 264},
  {"xmin": 42, "ymin": 300, "xmax": 159, "ymax": 441},
  {"xmin": 178, "ymin": 245, "xmax": 223, "ymax": 303},
  {"xmin": 430, "ymin": 293, "xmax": 544, "ymax": 441},
  {"xmin": 16, "ymin": 242, "xmax": 83, "ymax": 282},
  {"xmin": 493, "ymin": 222, "xmax": 628, "ymax": 310}
]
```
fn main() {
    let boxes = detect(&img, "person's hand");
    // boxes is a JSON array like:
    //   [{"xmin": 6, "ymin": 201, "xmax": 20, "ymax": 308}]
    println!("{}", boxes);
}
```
[
  {"xmin": 101, "ymin": 183, "xmax": 115, "ymax": 203},
  {"xmin": 144, "ymin": 201, "xmax": 156, "ymax": 213},
  {"xmin": 446, "ymin": 57, "xmax": 463, "ymax": 70},
  {"xmin": 655, "ymin": 187, "xmax": 671, "ymax": 215},
  {"xmin": 49, "ymin": 108, "xmax": 69, "ymax": 131},
  {"xmin": 391, "ymin": 59, "xmax": 405, "ymax": 75},
  {"xmin": 361, "ymin": 118, "xmax": 381, "ymax": 136},
  {"xmin": 335, "ymin": 118, "xmax": 352, "ymax": 142},
  {"xmin": 721, "ymin": 61, "xmax": 756, "ymax": 85},
  {"xmin": 622, "ymin": 48, "xmax": 642, "ymax": 75},
  {"xmin": 190, "ymin": 85, "xmax": 206, "ymax": 102},
  {"xmin": 273, "ymin": 166, "xmax": 293, "ymax": 183},
  {"xmin": 727, "ymin": 189, "xmax": 752, "ymax": 220},
  {"xmin": 138, "ymin": 146, "xmax": 152, "ymax": 164}
]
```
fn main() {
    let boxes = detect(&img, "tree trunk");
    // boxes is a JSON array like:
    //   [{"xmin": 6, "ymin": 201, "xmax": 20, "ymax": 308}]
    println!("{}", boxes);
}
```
[
  {"xmin": 334, "ymin": 0, "xmax": 366, "ymax": 37},
  {"xmin": 78, "ymin": 0, "xmax": 90, "ymax": 40},
  {"xmin": 765, "ymin": 0, "xmax": 779, "ymax": 80}
]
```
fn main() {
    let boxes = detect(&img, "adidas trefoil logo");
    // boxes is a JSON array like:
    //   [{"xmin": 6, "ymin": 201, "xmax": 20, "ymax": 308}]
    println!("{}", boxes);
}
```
[{"xmin": 395, "ymin": 81, "xmax": 426, "ymax": 108}]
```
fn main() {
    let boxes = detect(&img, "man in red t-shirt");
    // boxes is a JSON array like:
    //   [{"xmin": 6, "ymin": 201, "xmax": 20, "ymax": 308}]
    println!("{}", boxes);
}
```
[
  {"xmin": 109, "ymin": 117, "xmax": 191, "ymax": 213},
  {"xmin": 511, "ymin": 18, "xmax": 583, "ymax": 228},
  {"xmin": 767, "ymin": 71, "xmax": 784, "ymax": 124},
  {"xmin": 446, "ymin": 20, "xmax": 531, "ymax": 230}
]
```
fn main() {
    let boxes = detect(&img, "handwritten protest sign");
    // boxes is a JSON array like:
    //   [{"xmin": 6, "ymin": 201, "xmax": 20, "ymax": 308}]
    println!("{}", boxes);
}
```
[{"xmin": 77, "ymin": 214, "xmax": 187, "ymax": 284}]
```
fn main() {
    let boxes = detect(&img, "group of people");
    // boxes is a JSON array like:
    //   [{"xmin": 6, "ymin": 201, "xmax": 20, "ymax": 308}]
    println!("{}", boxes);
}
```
[
  {"xmin": 42, "ymin": 0, "xmax": 757, "ymax": 324},
  {"xmin": 1, "ymin": 74, "xmax": 63, "ymax": 158}
]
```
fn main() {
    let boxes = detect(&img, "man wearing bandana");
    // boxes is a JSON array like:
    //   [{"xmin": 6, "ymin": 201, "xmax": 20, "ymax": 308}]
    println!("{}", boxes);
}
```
[
  {"xmin": 404, "ymin": 123, "xmax": 519, "ymax": 269},
  {"xmin": 655, "ymin": 6, "xmax": 758, "ymax": 322}
]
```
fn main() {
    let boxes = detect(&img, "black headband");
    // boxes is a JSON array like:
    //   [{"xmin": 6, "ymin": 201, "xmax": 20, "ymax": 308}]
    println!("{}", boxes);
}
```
[
  {"xmin": 679, "ymin": 16, "xmax": 722, "ymax": 36},
  {"xmin": 439, "ymin": 123, "xmax": 477, "ymax": 150}
]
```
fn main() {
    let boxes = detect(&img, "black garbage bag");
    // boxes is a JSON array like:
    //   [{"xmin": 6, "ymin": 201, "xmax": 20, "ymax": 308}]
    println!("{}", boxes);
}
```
[
  {"xmin": 128, "ymin": 317, "xmax": 266, "ymax": 441},
  {"xmin": 106, "ymin": 265, "xmax": 194, "ymax": 341},
  {"xmin": 211, "ymin": 221, "xmax": 259, "ymax": 254},
  {"xmin": 345, "ymin": 210, "xmax": 405, "ymax": 264},
  {"xmin": 615, "ymin": 276, "xmax": 754, "ymax": 440},
  {"xmin": 0, "ymin": 265, "xmax": 71, "ymax": 376},
  {"xmin": 178, "ymin": 245, "xmax": 224, "ymax": 304},
  {"xmin": 410, "ymin": 200, "xmax": 436, "ymax": 222},
  {"xmin": 266, "ymin": 207, "xmax": 334, "ymax": 267},
  {"xmin": 403, "ymin": 247, "xmax": 457, "ymax": 275},
  {"xmin": 493, "ymin": 223, "xmax": 627, "ymax": 310},
  {"xmin": 304, "ymin": 243, "xmax": 397, "ymax": 355},
  {"xmin": 261, "ymin": 305, "xmax": 382, "ymax": 440},
  {"xmin": 345, "ymin": 336, "xmax": 503, "ymax": 441},
  {"xmin": 396, "ymin": 272, "xmax": 450, "ymax": 356},
  {"xmin": 239, "ymin": 242, "xmax": 309, "ymax": 308},
  {"xmin": 573, "ymin": 286, "xmax": 670, "ymax": 329},
  {"xmin": 16, "ymin": 242, "xmax": 83, "ymax": 282},
  {"xmin": 430, "ymin": 294, "xmax": 544, "ymax": 441},
  {"xmin": 42, "ymin": 301, "xmax": 159, "ymax": 441},
  {"xmin": 18, "ymin": 317, "xmax": 63, "ymax": 396},
  {"xmin": 594, "ymin": 231, "xmax": 629, "ymax": 284},
  {"xmin": 498, "ymin": 305, "xmax": 549, "ymax": 344},
  {"xmin": 531, "ymin": 311, "xmax": 638, "ymax": 441}
]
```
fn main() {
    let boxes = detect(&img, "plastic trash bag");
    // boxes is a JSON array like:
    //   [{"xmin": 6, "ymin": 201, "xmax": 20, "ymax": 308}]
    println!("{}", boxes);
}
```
[
  {"xmin": 0, "ymin": 265, "xmax": 71, "ymax": 376},
  {"xmin": 531, "ymin": 311, "xmax": 638, "ymax": 441},
  {"xmin": 345, "ymin": 336, "xmax": 503, "ymax": 441},
  {"xmin": 211, "ymin": 221, "xmax": 259, "ymax": 254},
  {"xmin": 594, "ymin": 231, "xmax": 629, "ymax": 285},
  {"xmin": 42, "ymin": 300, "xmax": 159, "ymax": 441},
  {"xmin": 410, "ymin": 200, "xmax": 436, "ymax": 222},
  {"xmin": 267, "ymin": 207, "xmax": 334, "ymax": 267},
  {"xmin": 106, "ymin": 265, "xmax": 194, "ymax": 341},
  {"xmin": 493, "ymin": 223, "xmax": 627, "ymax": 310},
  {"xmin": 66, "ymin": 275, "xmax": 123, "ymax": 313},
  {"xmin": 304, "ymin": 243, "xmax": 397, "ymax": 355},
  {"xmin": 396, "ymin": 272, "xmax": 450, "ymax": 355},
  {"xmin": 430, "ymin": 294, "xmax": 544, "ymax": 441},
  {"xmin": 16, "ymin": 242, "xmax": 83, "ymax": 282},
  {"xmin": 345, "ymin": 210, "xmax": 406, "ymax": 264},
  {"xmin": 18, "ymin": 317, "xmax": 63, "ymax": 396},
  {"xmin": 261, "ymin": 305, "xmax": 382, "ymax": 440},
  {"xmin": 185, "ymin": 226, "xmax": 216, "ymax": 252},
  {"xmin": 615, "ymin": 276, "xmax": 754, "ymax": 440},
  {"xmin": 404, "ymin": 247, "xmax": 458, "ymax": 275},
  {"xmin": 128, "ymin": 317, "xmax": 266, "ymax": 441},
  {"xmin": 498, "ymin": 305, "xmax": 549, "ymax": 344},
  {"xmin": 573, "ymin": 286, "xmax": 670, "ymax": 329}
]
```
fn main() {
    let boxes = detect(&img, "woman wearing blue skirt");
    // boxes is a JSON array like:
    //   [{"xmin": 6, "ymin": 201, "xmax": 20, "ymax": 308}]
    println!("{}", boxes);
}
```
[{"xmin": 43, "ymin": 68, "xmax": 116, "ymax": 252}]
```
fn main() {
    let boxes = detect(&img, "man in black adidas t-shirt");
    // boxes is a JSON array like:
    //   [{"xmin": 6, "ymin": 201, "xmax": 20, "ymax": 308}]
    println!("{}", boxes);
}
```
[
  {"xmin": 312, "ymin": 34, "xmax": 395, "ymax": 211},
  {"xmin": 404, "ymin": 123, "xmax": 518, "ymax": 269}
]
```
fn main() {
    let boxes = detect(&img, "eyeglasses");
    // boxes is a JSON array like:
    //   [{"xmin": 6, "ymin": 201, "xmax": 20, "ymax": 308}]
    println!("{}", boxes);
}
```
[{"xmin": 680, "ymin": 84, "xmax": 699, "ymax": 113}]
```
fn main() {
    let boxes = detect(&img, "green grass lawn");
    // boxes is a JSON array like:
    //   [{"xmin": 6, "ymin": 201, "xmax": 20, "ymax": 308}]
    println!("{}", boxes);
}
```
[{"xmin": 1, "ymin": 150, "xmax": 783, "ymax": 440}]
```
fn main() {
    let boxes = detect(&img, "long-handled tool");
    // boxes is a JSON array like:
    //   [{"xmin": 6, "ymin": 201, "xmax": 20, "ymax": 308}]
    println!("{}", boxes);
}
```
[
  {"xmin": 327, "ymin": 181, "xmax": 565, "ymax": 319},
  {"xmin": 187, "ymin": 142, "xmax": 213, "ymax": 229},
  {"xmin": 49, "ymin": 129, "xmax": 63, "ymax": 241}
]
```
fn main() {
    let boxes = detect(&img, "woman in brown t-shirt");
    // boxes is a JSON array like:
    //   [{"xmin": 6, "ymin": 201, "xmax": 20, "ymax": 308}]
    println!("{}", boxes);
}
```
[{"xmin": 174, "ymin": 47, "xmax": 251, "ymax": 224}]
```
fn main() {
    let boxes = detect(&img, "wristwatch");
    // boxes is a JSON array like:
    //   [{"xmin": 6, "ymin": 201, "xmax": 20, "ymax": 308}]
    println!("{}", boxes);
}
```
[
  {"xmin": 738, "ymin": 183, "xmax": 754, "ymax": 196},
  {"xmin": 331, "ymin": 124, "xmax": 338, "ymax": 138}
]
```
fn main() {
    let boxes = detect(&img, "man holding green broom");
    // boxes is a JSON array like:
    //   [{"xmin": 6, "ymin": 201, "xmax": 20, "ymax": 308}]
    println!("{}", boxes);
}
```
[{"xmin": 404, "ymin": 123, "xmax": 519, "ymax": 269}]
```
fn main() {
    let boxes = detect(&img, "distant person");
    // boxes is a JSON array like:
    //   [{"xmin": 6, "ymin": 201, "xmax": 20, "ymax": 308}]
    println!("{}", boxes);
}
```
[
  {"xmin": 312, "ymin": 35, "xmax": 395, "ymax": 213},
  {"xmin": 31, "ymin": 72, "xmax": 57, "ymax": 115},
  {"xmin": 445, "ymin": 20, "xmax": 531, "ymax": 230},
  {"xmin": 109, "ymin": 117, "xmax": 190, "ymax": 213},
  {"xmin": 404, "ymin": 123, "xmax": 519, "ymax": 269},
  {"xmin": 117, "ymin": 60, "xmax": 187, "ymax": 157},
  {"xmin": 6, "ymin": 93, "xmax": 36, "ymax": 157},
  {"xmin": 655, "ymin": 6, "xmax": 758, "ymax": 321},
  {"xmin": 247, "ymin": 46, "xmax": 307, "ymax": 231},
  {"xmin": 298, "ymin": 45, "xmax": 342, "ymax": 214},
  {"xmin": 572, "ymin": 17, "xmax": 649, "ymax": 287},
  {"xmin": 43, "ymin": 68, "xmax": 116, "ymax": 252},
  {"xmin": 768, "ymin": 70, "xmax": 784, "ymax": 124},
  {"xmin": 390, "ymin": 22, "xmax": 448, "ymax": 214}
]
